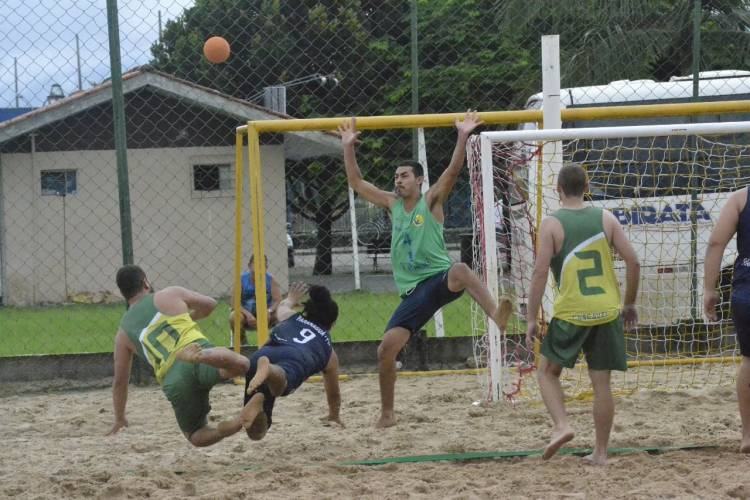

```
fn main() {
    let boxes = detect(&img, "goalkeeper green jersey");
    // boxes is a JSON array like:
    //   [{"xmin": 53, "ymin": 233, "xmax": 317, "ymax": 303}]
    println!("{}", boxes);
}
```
[
  {"xmin": 390, "ymin": 195, "xmax": 453, "ymax": 296},
  {"xmin": 550, "ymin": 207, "xmax": 621, "ymax": 326}
]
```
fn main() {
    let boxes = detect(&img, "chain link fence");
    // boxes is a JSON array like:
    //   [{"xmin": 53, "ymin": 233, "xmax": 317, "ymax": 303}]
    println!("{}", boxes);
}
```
[{"xmin": 2, "ymin": 1, "xmax": 750, "ymax": 376}]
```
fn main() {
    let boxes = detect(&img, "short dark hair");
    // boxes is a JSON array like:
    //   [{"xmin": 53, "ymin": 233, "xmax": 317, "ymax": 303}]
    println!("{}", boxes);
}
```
[
  {"xmin": 396, "ymin": 160, "xmax": 424, "ymax": 178},
  {"xmin": 557, "ymin": 163, "xmax": 588, "ymax": 197},
  {"xmin": 248, "ymin": 254, "xmax": 268, "ymax": 265},
  {"xmin": 302, "ymin": 285, "xmax": 339, "ymax": 330},
  {"xmin": 116, "ymin": 265, "xmax": 147, "ymax": 300}
]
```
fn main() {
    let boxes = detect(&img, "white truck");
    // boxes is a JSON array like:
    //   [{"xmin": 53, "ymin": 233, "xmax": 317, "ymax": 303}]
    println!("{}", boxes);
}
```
[{"xmin": 509, "ymin": 71, "xmax": 750, "ymax": 324}]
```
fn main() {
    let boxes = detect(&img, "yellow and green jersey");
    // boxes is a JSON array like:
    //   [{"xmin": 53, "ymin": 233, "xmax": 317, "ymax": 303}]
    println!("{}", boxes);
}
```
[
  {"xmin": 550, "ymin": 207, "xmax": 621, "ymax": 326},
  {"xmin": 119, "ymin": 294, "xmax": 207, "ymax": 384}
]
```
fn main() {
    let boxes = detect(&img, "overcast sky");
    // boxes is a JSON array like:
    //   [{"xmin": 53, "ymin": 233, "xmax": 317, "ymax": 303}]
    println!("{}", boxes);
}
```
[{"xmin": 0, "ymin": 0, "xmax": 194, "ymax": 108}]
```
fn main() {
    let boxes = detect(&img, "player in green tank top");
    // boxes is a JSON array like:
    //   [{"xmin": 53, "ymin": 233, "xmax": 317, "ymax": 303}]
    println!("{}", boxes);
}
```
[
  {"xmin": 525, "ymin": 164, "xmax": 640, "ymax": 465},
  {"xmin": 339, "ymin": 112, "xmax": 512, "ymax": 429},
  {"xmin": 107, "ymin": 265, "xmax": 268, "ymax": 447}
]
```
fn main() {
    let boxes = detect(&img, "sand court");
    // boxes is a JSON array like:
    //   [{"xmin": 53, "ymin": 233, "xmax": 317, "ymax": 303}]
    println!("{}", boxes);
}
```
[{"xmin": 1, "ymin": 373, "xmax": 749, "ymax": 499}]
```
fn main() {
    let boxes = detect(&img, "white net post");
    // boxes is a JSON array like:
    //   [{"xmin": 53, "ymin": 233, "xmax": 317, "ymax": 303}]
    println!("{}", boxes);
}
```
[
  {"xmin": 480, "ymin": 134, "xmax": 503, "ymax": 402},
  {"xmin": 478, "ymin": 120, "xmax": 750, "ymax": 396},
  {"xmin": 539, "ymin": 34, "xmax": 563, "ymax": 325},
  {"xmin": 348, "ymin": 187, "xmax": 361, "ymax": 290},
  {"xmin": 418, "ymin": 127, "xmax": 446, "ymax": 337}
]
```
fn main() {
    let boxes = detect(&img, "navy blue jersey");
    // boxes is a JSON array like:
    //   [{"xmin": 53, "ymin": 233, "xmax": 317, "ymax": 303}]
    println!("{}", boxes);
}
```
[
  {"xmin": 266, "ymin": 314, "xmax": 333, "ymax": 380},
  {"xmin": 734, "ymin": 189, "xmax": 750, "ymax": 289}
]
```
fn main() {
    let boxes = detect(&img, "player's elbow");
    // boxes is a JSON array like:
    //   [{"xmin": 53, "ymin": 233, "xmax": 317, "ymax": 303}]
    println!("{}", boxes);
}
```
[
  {"xmin": 626, "ymin": 258, "xmax": 641, "ymax": 273},
  {"xmin": 531, "ymin": 265, "xmax": 549, "ymax": 282},
  {"xmin": 203, "ymin": 297, "xmax": 218, "ymax": 313},
  {"xmin": 706, "ymin": 237, "xmax": 724, "ymax": 251}
]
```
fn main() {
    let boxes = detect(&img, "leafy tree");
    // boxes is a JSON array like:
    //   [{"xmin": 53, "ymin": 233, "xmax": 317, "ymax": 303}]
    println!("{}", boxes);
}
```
[
  {"xmin": 151, "ymin": 0, "xmax": 750, "ymax": 274},
  {"xmin": 152, "ymin": 0, "xmax": 409, "ymax": 273}
]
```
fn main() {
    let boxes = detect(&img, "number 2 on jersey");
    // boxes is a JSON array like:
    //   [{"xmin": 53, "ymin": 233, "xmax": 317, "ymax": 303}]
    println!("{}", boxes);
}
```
[{"xmin": 575, "ymin": 250, "xmax": 605, "ymax": 296}]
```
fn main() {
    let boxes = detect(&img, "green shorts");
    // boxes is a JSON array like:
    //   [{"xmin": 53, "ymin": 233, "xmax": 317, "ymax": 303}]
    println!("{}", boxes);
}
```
[
  {"xmin": 540, "ymin": 316, "xmax": 627, "ymax": 371},
  {"xmin": 161, "ymin": 340, "xmax": 224, "ymax": 435}
]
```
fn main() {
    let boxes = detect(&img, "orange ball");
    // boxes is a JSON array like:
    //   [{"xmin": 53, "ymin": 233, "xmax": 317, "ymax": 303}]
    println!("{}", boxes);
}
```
[{"xmin": 203, "ymin": 36, "xmax": 230, "ymax": 64}]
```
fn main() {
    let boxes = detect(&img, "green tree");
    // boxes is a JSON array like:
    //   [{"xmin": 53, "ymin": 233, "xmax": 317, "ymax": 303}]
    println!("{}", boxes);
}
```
[
  {"xmin": 151, "ymin": 0, "xmax": 409, "ymax": 274},
  {"xmin": 151, "ymin": 0, "xmax": 750, "ymax": 274}
]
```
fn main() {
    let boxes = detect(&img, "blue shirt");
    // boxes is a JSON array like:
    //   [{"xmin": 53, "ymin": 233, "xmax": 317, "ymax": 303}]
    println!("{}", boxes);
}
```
[{"xmin": 240, "ymin": 271, "xmax": 273, "ymax": 311}]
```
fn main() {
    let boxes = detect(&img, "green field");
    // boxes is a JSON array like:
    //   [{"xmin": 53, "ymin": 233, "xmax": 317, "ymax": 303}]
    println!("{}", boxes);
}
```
[{"xmin": 0, "ymin": 291, "xmax": 519, "ymax": 357}]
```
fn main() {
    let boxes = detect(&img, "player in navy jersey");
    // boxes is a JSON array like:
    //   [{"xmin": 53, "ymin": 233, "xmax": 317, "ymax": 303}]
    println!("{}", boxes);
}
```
[
  {"xmin": 705, "ymin": 187, "xmax": 750, "ymax": 453},
  {"xmin": 242, "ymin": 282, "xmax": 342, "ymax": 440}
]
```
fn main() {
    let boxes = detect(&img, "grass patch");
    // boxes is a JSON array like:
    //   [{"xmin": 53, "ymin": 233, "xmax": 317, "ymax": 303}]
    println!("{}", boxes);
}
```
[{"xmin": 0, "ymin": 291, "xmax": 521, "ymax": 357}]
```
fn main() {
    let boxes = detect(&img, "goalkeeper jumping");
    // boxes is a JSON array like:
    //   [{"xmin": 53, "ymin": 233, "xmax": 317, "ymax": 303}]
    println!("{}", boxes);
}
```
[{"xmin": 339, "ymin": 111, "xmax": 511, "ymax": 429}]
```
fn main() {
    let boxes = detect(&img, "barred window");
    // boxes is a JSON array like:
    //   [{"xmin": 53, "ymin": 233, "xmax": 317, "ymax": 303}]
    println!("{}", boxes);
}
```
[
  {"xmin": 193, "ymin": 163, "xmax": 233, "ymax": 192},
  {"xmin": 40, "ymin": 170, "xmax": 77, "ymax": 196}
]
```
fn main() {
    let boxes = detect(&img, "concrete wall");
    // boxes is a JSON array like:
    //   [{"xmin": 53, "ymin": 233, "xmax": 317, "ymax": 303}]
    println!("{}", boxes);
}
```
[
  {"xmin": 0, "ymin": 336, "xmax": 477, "ymax": 386},
  {"xmin": 0, "ymin": 145, "xmax": 289, "ymax": 305}
]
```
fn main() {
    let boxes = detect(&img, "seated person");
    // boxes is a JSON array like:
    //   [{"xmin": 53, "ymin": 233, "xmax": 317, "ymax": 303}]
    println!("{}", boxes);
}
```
[{"xmin": 229, "ymin": 254, "xmax": 282, "ymax": 345}]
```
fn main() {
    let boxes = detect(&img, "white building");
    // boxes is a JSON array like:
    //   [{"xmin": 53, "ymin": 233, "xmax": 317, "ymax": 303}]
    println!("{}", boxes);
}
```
[{"xmin": 0, "ymin": 68, "xmax": 339, "ymax": 305}]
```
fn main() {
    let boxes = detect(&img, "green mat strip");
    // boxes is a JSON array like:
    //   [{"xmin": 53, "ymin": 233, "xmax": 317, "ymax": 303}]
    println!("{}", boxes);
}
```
[{"xmin": 339, "ymin": 444, "xmax": 715, "ymax": 466}]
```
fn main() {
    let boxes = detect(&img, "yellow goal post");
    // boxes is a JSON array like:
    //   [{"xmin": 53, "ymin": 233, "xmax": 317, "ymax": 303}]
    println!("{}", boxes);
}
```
[{"xmin": 233, "ymin": 99, "xmax": 750, "ymax": 350}]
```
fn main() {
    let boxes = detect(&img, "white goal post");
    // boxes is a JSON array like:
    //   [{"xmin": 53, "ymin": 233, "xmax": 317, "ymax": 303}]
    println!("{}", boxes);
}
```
[{"xmin": 470, "ymin": 119, "xmax": 750, "ymax": 403}]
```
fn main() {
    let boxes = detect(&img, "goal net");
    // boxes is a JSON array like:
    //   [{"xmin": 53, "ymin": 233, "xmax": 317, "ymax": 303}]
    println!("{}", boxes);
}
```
[{"xmin": 468, "ymin": 121, "xmax": 750, "ymax": 403}]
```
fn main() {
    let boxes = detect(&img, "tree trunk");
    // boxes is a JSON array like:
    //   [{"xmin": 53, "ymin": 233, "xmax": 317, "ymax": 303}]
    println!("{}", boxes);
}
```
[{"xmin": 313, "ymin": 206, "xmax": 333, "ymax": 275}]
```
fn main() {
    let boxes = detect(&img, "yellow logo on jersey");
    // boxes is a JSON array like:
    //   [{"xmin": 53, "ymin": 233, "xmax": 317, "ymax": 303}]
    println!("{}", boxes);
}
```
[{"xmin": 413, "ymin": 214, "xmax": 425, "ymax": 227}]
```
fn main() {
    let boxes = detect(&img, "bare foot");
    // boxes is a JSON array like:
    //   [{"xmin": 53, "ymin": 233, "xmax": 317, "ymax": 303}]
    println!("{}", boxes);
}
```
[
  {"xmin": 542, "ymin": 428, "xmax": 575, "ymax": 460},
  {"xmin": 247, "ymin": 356, "xmax": 287, "ymax": 396},
  {"xmin": 583, "ymin": 452, "xmax": 607, "ymax": 466},
  {"xmin": 175, "ymin": 343, "xmax": 202, "ymax": 363},
  {"xmin": 247, "ymin": 356, "xmax": 270, "ymax": 395},
  {"xmin": 240, "ymin": 392, "xmax": 265, "ymax": 429},
  {"xmin": 740, "ymin": 439, "xmax": 750, "ymax": 453},
  {"xmin": 246, "ymin": 411, "xmax": 269, "ymax": 441},
  {"xmin": 375, "ymin": 413, "xmax": 397, "ymax": 429},
  {"xmin": 493, "ymin": 297, "xmax": 513, "ymax": 331}
]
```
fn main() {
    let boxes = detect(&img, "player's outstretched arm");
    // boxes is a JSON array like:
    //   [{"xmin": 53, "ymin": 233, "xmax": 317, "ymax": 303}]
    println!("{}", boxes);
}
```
[
  {"xmin": 270, "ymin": 277, "xmax": 282, "ymax": 313},
  {"xmin": 426, "ymin": 110, "xmax": 483, "ymax": 208},
  {"xmin": 525, "ymin": 217, "xmax": 558, "ymax": 350},
  {"xmin": 107, "ymin": 330, "xmax": 134, "ymax": 436},
  {"xmin": 275, "ymin": 282, "xmax": 309, "ymax": 323},
  {"xmin": 704, "ymin": 189, "xmax": 743, "ymax": 320},
  {"xmin": 321, "ymin": 350, "xmax": 343, "ymax": 427},
  {"xmin": 338, "ymin": 117, "xmax": 396, "ymax": 209},
  {"xmin": 604, "ymin": 211, "xmax": 641, "ymax": 330}
]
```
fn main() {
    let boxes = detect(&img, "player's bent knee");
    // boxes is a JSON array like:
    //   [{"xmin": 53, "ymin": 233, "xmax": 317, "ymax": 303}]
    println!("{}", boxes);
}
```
[
  {"xmin": 540, "ymin": 361, "xmax": 563, "ymax": 378},
  {"xmin": 377, "ymin": 341, "xmax": 399, "ymax": 361},
  {"xmin": 186, "ymin": 432, "xmax": 210, "ymax": 448},
  {"xmin": 378, "ymin": 333, "xmax": 408, "ymax": 361},
  {"xmin": 450, "ymin": 262, "xmax": 471, "ymax": 280}
]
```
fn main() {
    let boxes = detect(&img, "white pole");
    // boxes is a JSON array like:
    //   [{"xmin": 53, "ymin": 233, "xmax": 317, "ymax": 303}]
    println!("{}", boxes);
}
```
[
  {"xmin": 418, "ymin": 128, "xmax": 446, "ymax": 337},
  {"xmin": 480, "ymin": 134, "xmax": 502, "ymax": 402},
  {"xmin": 349, "ymin": 187, "xmax": 361, "ymax": 290},
  {"xmin": 483, "ymin": 120, "xmax": 750, "ymax": 142},
  {"xmin": 541, "ymin": 34, "xmax": 562, "ymax": 319},
  {"xmin": 541, "ymin": 34, "xmax": 562, "ymax": 209}
]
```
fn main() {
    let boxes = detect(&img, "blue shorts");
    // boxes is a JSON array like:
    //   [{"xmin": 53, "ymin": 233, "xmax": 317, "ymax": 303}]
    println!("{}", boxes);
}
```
[
  {"xmin": 242, "ymin": 300, "xmax": 257, "ymax": 317},
  {"xmin": 731, "ymin": 290, "xmax": 750, "ymax": 357},
  {"xmin": 385, "ymin": 268, "xmax": 463, "ymax": 335}
]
